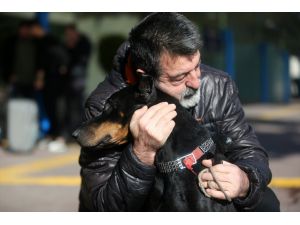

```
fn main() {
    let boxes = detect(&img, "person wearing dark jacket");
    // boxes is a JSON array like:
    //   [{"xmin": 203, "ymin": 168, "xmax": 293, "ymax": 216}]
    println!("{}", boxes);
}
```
[
  {"xmin": 78, "ymin": 13, "xmax": 279, "ymax": 211},
  {"xmin": 64, "ymin": 24, "xmax": 91, "ymax": 138}
]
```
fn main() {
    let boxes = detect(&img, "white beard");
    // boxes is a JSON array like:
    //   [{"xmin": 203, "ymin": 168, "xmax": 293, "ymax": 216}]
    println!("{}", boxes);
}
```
[{"xmin": 179, "ymin": 87, "xmax": 200, "ymax": 109}]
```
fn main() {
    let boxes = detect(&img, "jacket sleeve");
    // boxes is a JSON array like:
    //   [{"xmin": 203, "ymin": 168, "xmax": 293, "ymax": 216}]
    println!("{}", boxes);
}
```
[
  {"xmin": 218, "ymin": 77, "xmax": 272, "ymax": 210},
  {"xmin": 79, "ymin": 144, "xmax": 156, "ymax": 211},
  {"xmin": 79, "ymin": 76, "xmax": 157, "ymax": 211}
]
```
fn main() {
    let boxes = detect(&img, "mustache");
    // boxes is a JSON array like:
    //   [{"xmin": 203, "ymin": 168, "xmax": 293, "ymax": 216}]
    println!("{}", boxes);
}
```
[{"xmin": 181, "ymin": 87, "xmax": 198, "ymax": 99}]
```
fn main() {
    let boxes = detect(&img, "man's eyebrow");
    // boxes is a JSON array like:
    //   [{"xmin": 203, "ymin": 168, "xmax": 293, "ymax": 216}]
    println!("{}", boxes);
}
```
[{"xmin": 171, "ymin": 58, "xmax": 201, "ymax": 79}]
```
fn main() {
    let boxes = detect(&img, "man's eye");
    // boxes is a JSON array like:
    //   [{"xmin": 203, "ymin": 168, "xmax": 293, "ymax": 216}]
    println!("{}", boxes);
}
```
[{"xmin": 171, "ymin": 75, "xmax": 186, "ymax": 83}]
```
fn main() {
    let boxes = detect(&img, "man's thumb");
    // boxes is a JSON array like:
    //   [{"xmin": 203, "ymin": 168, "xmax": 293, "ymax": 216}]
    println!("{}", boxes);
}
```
[{"xmin": 202, "ymin": 159, "xmax": 213, "ymax": 167}]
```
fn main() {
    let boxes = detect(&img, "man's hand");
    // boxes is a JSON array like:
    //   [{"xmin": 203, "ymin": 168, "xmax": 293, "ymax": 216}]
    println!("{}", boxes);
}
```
[
  {"xmin": 130, "ymin": 102, "xmax": 177, "ymax": 165},
  {"xmin": 200, "ymin": 159, "xmax": 250, "ymax": 200}
]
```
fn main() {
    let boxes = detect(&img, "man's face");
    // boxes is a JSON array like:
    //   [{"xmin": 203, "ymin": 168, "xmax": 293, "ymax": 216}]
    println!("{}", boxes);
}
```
[{"xmin": 156, "ymin": 50, "xmax": 201, "ymax": 108}]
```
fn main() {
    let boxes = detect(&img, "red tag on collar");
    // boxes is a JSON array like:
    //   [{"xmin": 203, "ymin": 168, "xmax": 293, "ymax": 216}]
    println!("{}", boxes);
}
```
[
  {"xmin": 192, "ymin": 147, "xmax": 204, "ymax": 159},
  {"xmin": 182, "ymin": 147, "xmax": 204, "ymax": 171}
]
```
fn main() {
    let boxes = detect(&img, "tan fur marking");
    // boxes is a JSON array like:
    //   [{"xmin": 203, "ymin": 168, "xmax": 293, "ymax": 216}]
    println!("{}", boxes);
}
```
[
  {"xmin": 93, "ymin": 122, "xmax": 129, "ymax": 145},
  {"xmin": 112, "ymin": 123, "xmax": 129, "ymax": 144},
  {"xmin": 119, "ymin": 111, "xmax": 125, "ymax": 118}
]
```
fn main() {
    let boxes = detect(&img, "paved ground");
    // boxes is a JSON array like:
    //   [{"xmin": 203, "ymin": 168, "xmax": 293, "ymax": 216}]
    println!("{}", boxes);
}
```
[
  {"xmin": 243, "ymin": 99, "xmax": 300, "ymax": 211},
  {"xmin": 0, "ymin": 100, "xmax": 299, "ymax": 211},
  {"xmin": 0, "ymin": 144, "xmax": 80, "ymax": 211}
]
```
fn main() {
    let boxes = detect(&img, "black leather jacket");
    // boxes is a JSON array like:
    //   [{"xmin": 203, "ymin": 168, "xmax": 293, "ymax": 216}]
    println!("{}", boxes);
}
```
[{"xmin": 78, "ymin": 43, "xmax": 271, "ymax": 211}]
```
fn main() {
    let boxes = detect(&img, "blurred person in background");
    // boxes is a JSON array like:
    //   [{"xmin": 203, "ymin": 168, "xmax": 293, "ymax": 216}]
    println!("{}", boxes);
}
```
[
  {"xmin": 63, "ymin": 24, "xmax": 91, "ymax": 141},
  {"xmin": 1, "ymin": 20, "xmax": 42, "ymax": 150},
  {"xmin": 5, "ymin": 20, "xmax": 39, "ymax": 99},
  {"xmin": 30, "ymin": 20, "xmax": 69, "ymax": 152}
]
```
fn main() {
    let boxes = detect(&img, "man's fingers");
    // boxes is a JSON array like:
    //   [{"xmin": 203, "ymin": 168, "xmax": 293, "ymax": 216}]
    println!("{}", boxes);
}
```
[
  {"xmin": 149, "ymin": 103, "xmax": 176, "ymax": 127},
  {"xmin": 207, "ymin": 181, "xmax": 219, "ymax": 190},
  {"xmin": 208, "ymin": 164, "xmax": 232, "ymax": 173},
  {"xmin": 131, "ymin": 105, "xmax": 148, "ymax": 122},
  {"xmin": 201, "ymin": 170, "xmax": 230, "ymax": 183},
  {"xmin": 156, "ymin": 110, "xmax": 177, "ymax": 127},
  {"xmin": 200, "ymin": 160, "xmax": 249, "ymax": 200},
  {"xmin": 206, "ymin": 188, "xmax": 230, "ymax": 200},
  {"xmin": 161, "ymin": 120, "xmax": 176, "ymax": 141},
  {"xmin": 209, "ymin": 180, "xmax": 232, "ymax": 191},
  {"xmin": 130, "ymin": 102, "xmax": 177, "ymax": 149},
  {"xmin": 202, "ymin": 159, "xmax": 213, "ymax": 168},
  {"xmin": 140, "ymin": 102, "xmax": 169, "ymax": 123},
  {"xmin": 201, "ymin": 171, "xmax": 213, "ymax": 181},
  {"xmin": 130, "ymin": 105, "xmax": 148, "ymax": 135},
  {"xmin": 137, "ymin": 103, "xmax": 176, "ymax": 141}
]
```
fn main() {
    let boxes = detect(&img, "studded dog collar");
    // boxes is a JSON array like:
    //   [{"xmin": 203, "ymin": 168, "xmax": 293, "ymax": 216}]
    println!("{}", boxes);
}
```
[{"xmin": 156, "ymin": 138, "xmax": 215, "ymax": 174}]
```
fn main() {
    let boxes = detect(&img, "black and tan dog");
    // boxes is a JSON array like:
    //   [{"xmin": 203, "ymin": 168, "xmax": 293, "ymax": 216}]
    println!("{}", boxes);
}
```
[{"xmin": 73, "ymin": 75, "xmax": 235, "ymax": 211}]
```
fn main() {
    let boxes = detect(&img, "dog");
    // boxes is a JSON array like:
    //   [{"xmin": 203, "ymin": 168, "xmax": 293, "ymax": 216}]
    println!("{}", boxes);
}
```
[{"xmin": 73, "ymin": 74, "xmax": 236, "ymax": 211}]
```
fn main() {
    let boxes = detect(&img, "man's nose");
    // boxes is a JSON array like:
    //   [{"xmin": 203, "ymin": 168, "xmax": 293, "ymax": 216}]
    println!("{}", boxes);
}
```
[{"xmin": 186, "ymin": 70, "xmax": 200, "ymax": 89}]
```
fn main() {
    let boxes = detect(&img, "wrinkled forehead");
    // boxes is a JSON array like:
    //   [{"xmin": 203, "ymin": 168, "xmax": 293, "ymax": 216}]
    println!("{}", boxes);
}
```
[{"xmin": 159, "ymin": 50, "xmax": 200, "ymax": 76}]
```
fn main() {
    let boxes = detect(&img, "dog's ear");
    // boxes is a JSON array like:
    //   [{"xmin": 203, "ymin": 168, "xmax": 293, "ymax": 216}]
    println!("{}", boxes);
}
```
[{"xmin": 135, "ymin": 74, "xmax": 157, "ymax": 104}]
